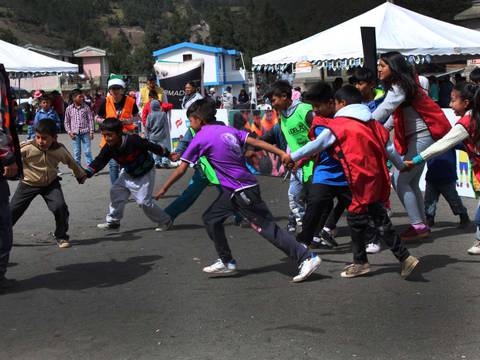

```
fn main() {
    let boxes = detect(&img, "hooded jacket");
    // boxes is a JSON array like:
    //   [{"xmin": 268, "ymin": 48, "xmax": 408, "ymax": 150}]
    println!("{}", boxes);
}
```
[
  {"xmin": 145, "ymin": 100, "xmax": 171, "ymax": 150},
  {"xmin": 296, "ymin": 104, "xmax": 403, "ymax": 214}
]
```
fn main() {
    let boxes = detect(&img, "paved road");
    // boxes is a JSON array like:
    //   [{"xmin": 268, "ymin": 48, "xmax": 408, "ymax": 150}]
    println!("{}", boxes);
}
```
[{"xmin": 1, "ymin": 134, "xmax": 479, "ymax": 360}]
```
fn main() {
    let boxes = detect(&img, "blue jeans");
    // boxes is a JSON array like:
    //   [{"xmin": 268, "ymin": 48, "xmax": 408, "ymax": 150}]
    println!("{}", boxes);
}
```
[
  {"xmin": 165, "ymin": 169, "xmax": 220, "ymax": 220},
  {"xmin": 27, "ymin": 125, "xmax": 35, "ymax": 140},
  {"xmin": 424, "ymin": 181, "xmax": 467, "ymax": 218},
  {"xmin": 72, "ymin": 133, "xmax": 93, "ymax": 166},
  {"xmin": 288, "ymin": 168, "xmax": 305, "ymax": 224},
  {"xmin": 109, "ymin": 159, "xmax": 120, "ymax": 184}
]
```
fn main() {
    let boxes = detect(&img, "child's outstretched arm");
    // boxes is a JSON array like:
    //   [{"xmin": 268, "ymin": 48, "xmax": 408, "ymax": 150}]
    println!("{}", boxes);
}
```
[
  {"xmin": 154, "ymin": 161, "xmax": 189, "ymax": 199},
  {"xmin": 84, "ymin": 146, "xmax": 112, "ymax": 178},
  {"xmin": 59, "ymin": 145, "xmax": 87, "ymax": 183},
  {"xmin": 403, "ymin": 124, "xmax": 469, "ymax": 170},
  {"xmin": 290, "ymin": 128, "xmax": 336, "ymax": 163},
  {"xmin": 385, "ymin": 139, "xmax": 405, "ymax": 170},
  {"xmin": 245, "ymin": 136, "xmax": 290, "ymax": 165}
]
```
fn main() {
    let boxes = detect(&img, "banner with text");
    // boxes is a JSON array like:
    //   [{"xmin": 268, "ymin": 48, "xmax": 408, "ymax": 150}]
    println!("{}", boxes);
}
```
[{"xmin": 154, "ymin": 59, "xmax": 203, "ymax": 108}]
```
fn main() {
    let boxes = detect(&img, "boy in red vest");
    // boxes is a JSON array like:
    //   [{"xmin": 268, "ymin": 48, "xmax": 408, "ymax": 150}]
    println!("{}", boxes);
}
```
[{"xmin": 288, "ymin": 85, "xmax": 419, "ymax": 279}]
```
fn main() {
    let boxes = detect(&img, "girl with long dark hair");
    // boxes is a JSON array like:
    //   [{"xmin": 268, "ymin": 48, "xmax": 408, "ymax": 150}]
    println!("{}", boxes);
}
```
[
  {"xmin": 372, "ymin": 51, "xmax": 451, "ymax": 241},
  {"xmin": 406, "ymin": 82, "xmax": 480, "ymax": 254}
]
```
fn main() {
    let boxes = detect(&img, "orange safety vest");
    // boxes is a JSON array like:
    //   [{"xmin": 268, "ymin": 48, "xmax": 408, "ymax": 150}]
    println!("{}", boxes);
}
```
[{"xmin": 100, "ymin": 95, "xmax": 136, "ymax": 147}]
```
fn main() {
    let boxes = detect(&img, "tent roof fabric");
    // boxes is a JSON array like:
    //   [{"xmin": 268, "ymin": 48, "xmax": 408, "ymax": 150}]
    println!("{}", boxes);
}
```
[
  {"xmin": 252, "ymin": 2, "xmax": 480, "ymax": 68},
  {"xmin": 0, "ymin": 39, "xmax": 78, "ymax": 74}
]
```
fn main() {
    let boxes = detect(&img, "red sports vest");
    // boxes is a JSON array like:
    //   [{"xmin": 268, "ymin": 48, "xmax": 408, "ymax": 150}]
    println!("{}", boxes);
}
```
[
  {"xmin": 456, "ymin": 114, "xmax": 480, "ymax": 183},
  {"xmin": 393, "ymin": 86, "xmax": 451, "ymax": 155},
  {"xmin": 310, "ymin": 116, "xmax": 391, "ymax": 214}
]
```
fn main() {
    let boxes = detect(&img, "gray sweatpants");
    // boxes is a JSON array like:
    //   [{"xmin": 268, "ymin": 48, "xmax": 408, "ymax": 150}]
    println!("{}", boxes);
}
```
[
  {"xmin": 392, "ymin": 131, "xmax": 434, "ymax": 225},
  {"xmin": 106, "ymin": 168, "xmax": 170, "ymax": 225}
]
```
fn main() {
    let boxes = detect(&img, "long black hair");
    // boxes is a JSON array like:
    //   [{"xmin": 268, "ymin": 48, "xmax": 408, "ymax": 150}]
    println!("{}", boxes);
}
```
[
  {"xmin": 468, "ymin": 85, "xmax": 480, "ymax": 145},
  {"xmin": 454, "ymin": 82, "xmax": 477, "ymax": 111},
  {"xmin": 379, "ymin": 51, "xmax": 419, "ymax": 102}
]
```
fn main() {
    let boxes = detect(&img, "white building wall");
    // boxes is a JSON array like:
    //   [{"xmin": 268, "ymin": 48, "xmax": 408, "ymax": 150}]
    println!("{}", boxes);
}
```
[{"xmin": 155, "ymin": 48, "xmax": 218, "ymax": 84}]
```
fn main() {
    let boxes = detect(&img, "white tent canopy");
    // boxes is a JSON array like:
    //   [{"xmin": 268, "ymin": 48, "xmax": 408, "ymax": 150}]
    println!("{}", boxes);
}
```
[
  {"xmin": 0, "ymin": 39, "xmax": 78, "ymax": 74},
  {"xmin": 253, "ymin": 2, "xmax": 480, "ymax": 69}
]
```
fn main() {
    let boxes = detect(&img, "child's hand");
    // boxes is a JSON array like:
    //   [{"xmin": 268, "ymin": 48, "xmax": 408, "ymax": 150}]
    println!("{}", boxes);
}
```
[
  {"xmin": 170, "ymin": 153, "xmax": 180, "ymax": 162},
  {"xmin": 154, "ymin": 187, "xmax": 167, "ymax": 200},
  {"xmin": 401, "ymin": 160, "xmax": 415, "ymax": 172},
  {"xmin": 78, "ymin": 175, "xmax": 87, "ymax": 184},
  {"xmin": 68, "ymin": 132, "xmax": 76, "ymax": 140},
  {"xmin": 281, "ymin": 153, "xmax": 293, "ymax": 168}
]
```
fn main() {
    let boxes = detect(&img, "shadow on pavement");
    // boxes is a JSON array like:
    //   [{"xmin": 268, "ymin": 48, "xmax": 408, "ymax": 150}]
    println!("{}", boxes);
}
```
[
  {"xmin": 70, "ymin": 227, "xmax": 155, "ymax": 246},
  {"xmin": 3, "ymin": 255, "xmax": 162, "ymax": 294}
]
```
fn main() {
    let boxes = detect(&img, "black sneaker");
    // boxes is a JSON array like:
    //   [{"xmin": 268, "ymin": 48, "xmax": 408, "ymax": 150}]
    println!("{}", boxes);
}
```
[
  {"xmin": 97, "ymin": 222, "xmax": 120, "ymax": 230},
  {"xmin": 458, "ymin": 213, "xmax": 470, "ymax": 229},
  {"xmin": 426, "ymin": 215, "xmax": 435, "ymax": 228},
  {"xmin": 0, "ymin": 276, "xmax": 17, "ymax": 289},
  {"xmin": 319, "ymin": 229, "xmax": 339, "ymax": 248}
]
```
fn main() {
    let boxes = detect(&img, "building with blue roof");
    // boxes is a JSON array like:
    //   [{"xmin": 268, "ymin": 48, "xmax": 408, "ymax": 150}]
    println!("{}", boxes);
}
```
[{"xmin": 153, "ymin": 42, "xmax": 247, "ymax": 95}]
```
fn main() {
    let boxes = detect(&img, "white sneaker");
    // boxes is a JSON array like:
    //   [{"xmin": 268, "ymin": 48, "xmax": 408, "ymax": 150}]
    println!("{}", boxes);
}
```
[
  {"xmin": 366, "ymin": 242, "xmax": 381, "ymax": 254},
  {"xmin": 323, "ymin": 227, "xmax": 337, "ymax": 238},
  {"xmin": 292, "ymin": 254, "xmax": 321, "ymax": 283},
  {"xmin": 97, "ymin": 222, "xmax": 120, "ymax": 230},
  {"xmin": 467, "ymin": 240, "xmax": 480, "ymax": 255},
  {"xmin": 202, "ymin": 259, "xmax": 237, "ymax": 274},
  {"xmin": 155, "ymin": 219, "xmax": 172, "ymax": 232}
]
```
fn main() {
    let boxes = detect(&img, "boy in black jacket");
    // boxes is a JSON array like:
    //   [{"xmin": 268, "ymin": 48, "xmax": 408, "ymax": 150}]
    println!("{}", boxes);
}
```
[{"xmin": 85, "ymin": 118, "xmax": 171, "ymax": 231}]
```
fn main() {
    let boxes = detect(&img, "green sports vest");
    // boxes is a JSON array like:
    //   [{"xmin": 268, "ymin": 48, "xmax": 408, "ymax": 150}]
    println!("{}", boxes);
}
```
[
  {"xmin": 189, "ymin": 128, "xmax": 220, "ymax": 185},
  {"xmin": 280, "ymin": 102, "xmax": 314, "ymax": 182}
]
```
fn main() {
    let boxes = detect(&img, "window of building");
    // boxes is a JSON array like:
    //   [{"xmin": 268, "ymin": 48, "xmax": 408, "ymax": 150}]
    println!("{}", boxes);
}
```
[{"xmin": 183, "ymin": 54, "xmax": 192, "ymax": 62}]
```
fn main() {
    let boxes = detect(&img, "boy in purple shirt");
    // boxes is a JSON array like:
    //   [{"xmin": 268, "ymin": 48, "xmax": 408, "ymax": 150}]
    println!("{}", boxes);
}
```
[{"xmin": 154, "ymin": 99, "xmax": 321, "ymax": 282}]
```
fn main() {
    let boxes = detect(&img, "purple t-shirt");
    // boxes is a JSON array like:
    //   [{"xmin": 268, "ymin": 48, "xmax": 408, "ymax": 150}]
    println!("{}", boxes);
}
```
[{"xmin": 181, "ymin": 125, "xmax": 258, "ymax": 191}]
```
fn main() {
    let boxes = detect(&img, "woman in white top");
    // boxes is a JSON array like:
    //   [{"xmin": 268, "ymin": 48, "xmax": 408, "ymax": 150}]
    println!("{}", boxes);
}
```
[
  {"xmin": 372, "ymin": 52, "xmax": 450, "ymax": 241},
  {"xmin": 181, "ymin": 82, "xmax": 203, "ymax": 110}
]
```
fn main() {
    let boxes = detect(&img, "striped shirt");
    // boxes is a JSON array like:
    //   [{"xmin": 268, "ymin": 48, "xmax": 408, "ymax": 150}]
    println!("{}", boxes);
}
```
[{"xmin": 64, "ymin": 103, "xmax": 94, "ymax": 134}]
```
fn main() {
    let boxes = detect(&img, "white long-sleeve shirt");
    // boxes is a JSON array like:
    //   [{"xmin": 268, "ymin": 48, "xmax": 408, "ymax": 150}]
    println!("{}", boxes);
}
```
[{"xmin": 291, "ymin": 104, "xmax": 405, "ymax": 170}]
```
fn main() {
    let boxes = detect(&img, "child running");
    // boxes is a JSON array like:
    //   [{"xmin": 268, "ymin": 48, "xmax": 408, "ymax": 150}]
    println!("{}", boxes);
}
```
[
  {"xmin": 289, "ymin": 85, "xmax": 419, "ymax": 279},
  {"xmin": 154, "ymin": 99, "xmax": 321, "ymax": 282},
  {"xmin": 405, "ymin": 82, "xmax": 479, "ymax": 254},
  {"xmin": 10, "ymin": 119, "xmax": 86, "ymax": 248},
  {"xmin": 85, "ymin": 118, "xmax": 172, "ymax": 231}
]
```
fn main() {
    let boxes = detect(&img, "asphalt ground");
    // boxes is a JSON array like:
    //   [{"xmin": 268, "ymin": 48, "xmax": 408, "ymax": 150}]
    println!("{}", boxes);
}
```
[{"xmin": 0, "ymin": 134, "xmax": 479, "ymax": 360}]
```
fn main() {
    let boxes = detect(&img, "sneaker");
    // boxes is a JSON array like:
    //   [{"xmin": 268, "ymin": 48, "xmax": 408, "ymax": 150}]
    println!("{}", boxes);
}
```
[
  {"xmin": 386, "ymin": 208, "xmax": 394, "ymax": 218},
  {"xmin": 292, "ymin": 254, "xmax": 322, "ymax": 282},
  {"xmin": 0, "ymin": 276, "xmax": 17, "ymax": 289},
  {"xmin": 323, "ymin": 227, "xmax": 337, "ymax": 238},
  {"xmin": 309, "ymin": 237, "xmax": 331, "ymax": 249},
  {"xmin": 426, "ymin": 215, "xmax": 435, "ymax": 228},
  {"xmin": 365, "ymin": 242, "xmax": 381, "ymax": 254},
  {"xmin": 155, "ymin": 219, "xmax": 173, "ymax": 232},
  {"xmin": 57, "ymin": 239, "xmax": 71, "ymax": 248},
  {"xmin": 401, "ymin": 255, "xmax": 419, "ymax": 279},
  {"xmin": 340, "ymin": 263, "xmax": 370, "ymax": 278},
  {"xmin": 202, "ymin": 259, "xmax": 237, "ymax": 274},
  {"xmin": 97, "ymin": 222, "xmax": 120, "ymax": 230},
  {"xmin": 458, "ymin": 214, "xmax": 470, "ymax": 229},
  {"xmin": 400, "ymin": 225, "xmax": 430, "ymax": 241},
  {"xmin": 467, "ymin": 240, "xmax": 480, "ymax": 255},
  {"xmin": 319, "ymin": 229, "xmax": 339, "ymax": 248}
]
